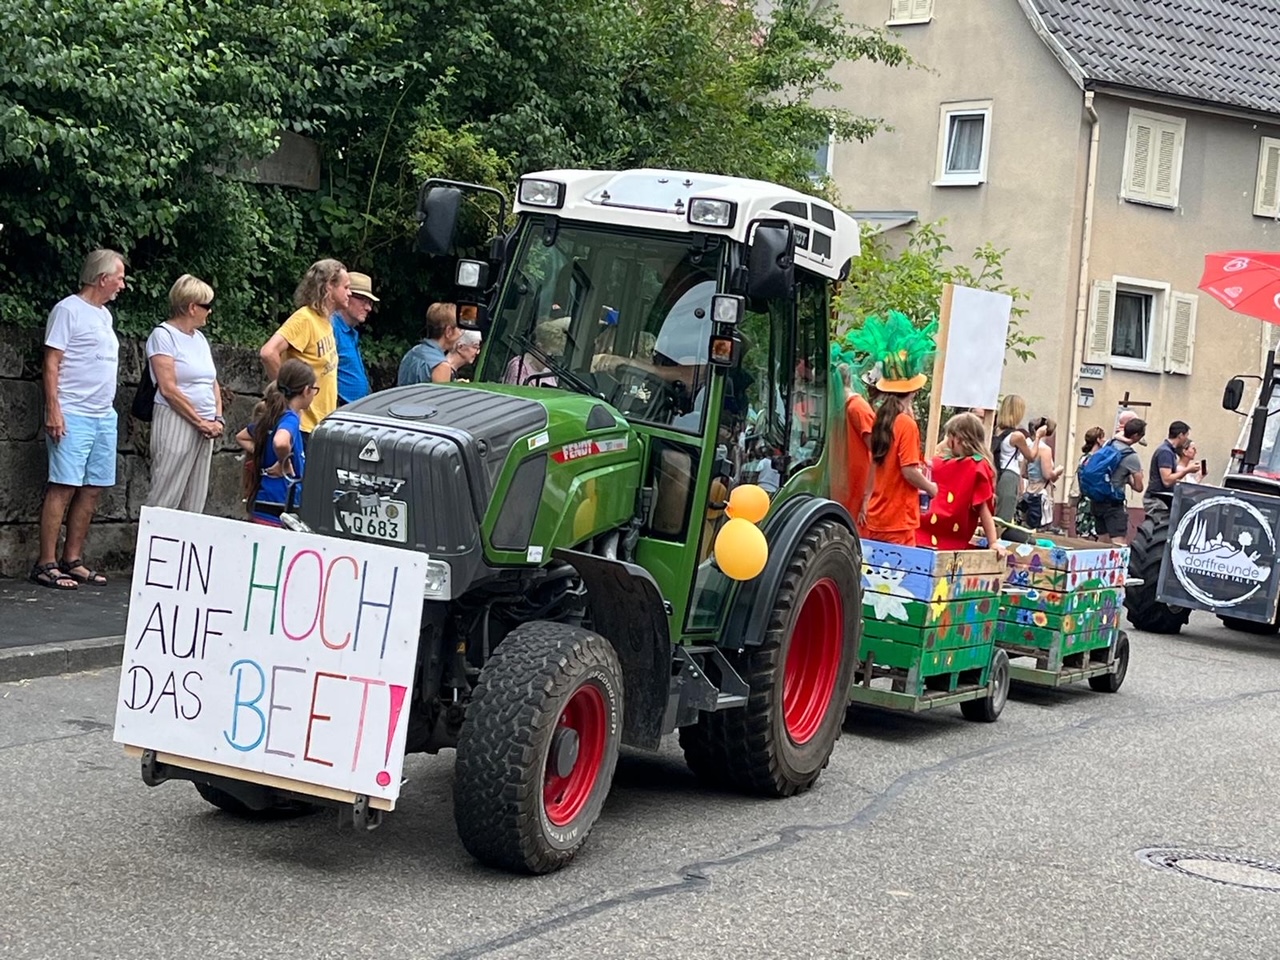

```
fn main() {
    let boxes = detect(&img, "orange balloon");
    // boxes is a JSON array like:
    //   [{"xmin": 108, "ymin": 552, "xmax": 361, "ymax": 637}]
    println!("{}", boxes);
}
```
[
  {"xmin": 715, "ymin": 517, "xmax": 769, "ymax": 580},
  {"xmin": 726, "ymin": 484, "xmax": 770, "ymax": 524}
]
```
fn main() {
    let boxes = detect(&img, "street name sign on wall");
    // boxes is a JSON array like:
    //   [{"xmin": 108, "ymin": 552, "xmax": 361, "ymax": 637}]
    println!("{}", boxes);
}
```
[
  {"xmin": 113, "ymin": 508, "xmax": 426, "ymax": 806},
  {"xmin": 1157, "ymin": 484, "xmax": 1280, "ymax": 624}
]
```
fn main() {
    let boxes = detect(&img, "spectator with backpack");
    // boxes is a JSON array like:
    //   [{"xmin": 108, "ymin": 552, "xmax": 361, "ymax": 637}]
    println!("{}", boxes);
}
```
[
  {"xmin": 1071, "ymin": 426, "xmax": 1106, "ymax": 538},
  {"xmin": 1080, "ymin": 417, "xmax": 1146, "ymax": 545}
]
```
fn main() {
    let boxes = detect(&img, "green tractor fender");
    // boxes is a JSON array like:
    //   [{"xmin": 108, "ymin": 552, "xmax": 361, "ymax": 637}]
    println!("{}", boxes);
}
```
[
  {"xmin": 553, "ymin": 547, "xmax": 671, "ymax": 752},
  {"xmin": 719, "ymin": 495, "xmax": 858, "ymax": 651}
]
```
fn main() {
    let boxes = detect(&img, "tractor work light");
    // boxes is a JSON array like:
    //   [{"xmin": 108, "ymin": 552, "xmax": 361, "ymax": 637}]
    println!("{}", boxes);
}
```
[
  {"xmin": 711, "ymin": 293, "xmax": 744, "ymax": 325},
  {"xmin": 455, "ymin": 259, "xmax": 488, "ymax": 289},
  {"xmin": 688, "ymin": 197, "xmax": 736, "ymax": 228},
  {"xmin": 423, "ymin": 558, "xmax": 452, "ymax": 600},
  {"xmin": 518, "ymin": 178, "xmax": 565, "ymax": 208}
]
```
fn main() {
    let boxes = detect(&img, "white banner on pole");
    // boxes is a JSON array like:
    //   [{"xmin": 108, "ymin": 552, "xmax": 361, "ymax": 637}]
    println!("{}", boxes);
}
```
[
  {"xmin": 113, "ymin": 508, "xmax": 426, "ymax": 804},
  {"xmin": 939, "ymin": 285, "xmax": 1014, "ymax": 410}
]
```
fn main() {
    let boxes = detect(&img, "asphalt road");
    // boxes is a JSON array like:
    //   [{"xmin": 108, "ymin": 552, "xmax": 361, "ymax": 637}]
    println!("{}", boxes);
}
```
[{"xmin": 3, "ymin": 612, "xmax": 1280, "ymax": 959}]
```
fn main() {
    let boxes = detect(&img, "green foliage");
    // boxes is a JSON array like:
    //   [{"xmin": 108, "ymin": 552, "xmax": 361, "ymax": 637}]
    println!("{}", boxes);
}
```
[
  {"xmin": 838, "ymin": 220, "xmax": 1042, "ymax": 364},
  {"xmin": 1, "ymin": 0, "xmax": 909, "ymax": 351}
]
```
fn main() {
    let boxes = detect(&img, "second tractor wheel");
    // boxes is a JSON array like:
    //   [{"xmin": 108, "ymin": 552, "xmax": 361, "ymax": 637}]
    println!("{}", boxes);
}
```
[
  {"xmin": 453, "ymin": 621, "xmax": 622, "ymax": 875},
  {"xmin": 680, "ymin": 519, "xmax": 860, "ymax": 797},
  {"xmin": 1218, "ymin": 615, "xmax": 1280, "ymax": 635},
  {"xmin": 1124, "ymin": 513, "xmax": 1190, "ymax": 634}
]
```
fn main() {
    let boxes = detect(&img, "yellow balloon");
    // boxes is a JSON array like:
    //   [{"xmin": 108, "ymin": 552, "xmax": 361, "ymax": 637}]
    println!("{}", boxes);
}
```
[
  {"xmin": 726, "ymin": 484, "xmax": 770, "ymax": 524},
  {"xmin": 715, "ymin": 517, "xmax": 769, "ymax": 580}
]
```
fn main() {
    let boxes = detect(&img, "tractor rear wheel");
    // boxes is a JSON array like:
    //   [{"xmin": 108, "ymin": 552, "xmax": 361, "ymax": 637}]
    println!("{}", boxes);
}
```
[
  {"xmin": 454, "ymin": 621, "xmax": 622, "ymax": 874},
  {"xmin": 680, "ymin": 519, "xmax": 860, "ymax": 797},
  {"xmin": 1125, "ymin": 514, "xmax": 1190, "ymax": 634}
]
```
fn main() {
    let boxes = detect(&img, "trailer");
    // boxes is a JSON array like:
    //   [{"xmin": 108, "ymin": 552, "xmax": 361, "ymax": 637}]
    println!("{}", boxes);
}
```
[
  {"xmin": 996, "ymin": 538, "xmax": 1131, "ymax": 693},
  {"xmin": 851, "ymin": 540, "xmax": 1010, "ymax": 722}
]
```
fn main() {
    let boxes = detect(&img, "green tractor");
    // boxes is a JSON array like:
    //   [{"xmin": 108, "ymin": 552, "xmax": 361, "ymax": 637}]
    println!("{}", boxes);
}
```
[
  {"xmin": 1126, "ymin": 351, "xmax": 1280, "ymax": 635},
  {"xmin": 222, "ymin": 169, "xmax": 866, "ymax": 873}
]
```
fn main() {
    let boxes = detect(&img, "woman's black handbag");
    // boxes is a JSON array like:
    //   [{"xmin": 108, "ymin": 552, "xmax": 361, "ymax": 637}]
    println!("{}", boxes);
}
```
[{"xmin": 131, "ymin": 367, "xmax": 157, "ymax": 421}]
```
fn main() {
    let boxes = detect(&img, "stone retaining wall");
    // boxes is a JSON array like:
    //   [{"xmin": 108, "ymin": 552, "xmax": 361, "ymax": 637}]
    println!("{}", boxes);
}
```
[{"xmin": 0, "ymin": 324, "xmax": 394, "ymax": 578}]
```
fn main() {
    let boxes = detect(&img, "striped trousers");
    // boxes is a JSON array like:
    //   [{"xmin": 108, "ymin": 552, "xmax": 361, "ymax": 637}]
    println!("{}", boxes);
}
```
[{"xmin": 146, "ymin": 403, "xmax": 214, "ymax": 513}]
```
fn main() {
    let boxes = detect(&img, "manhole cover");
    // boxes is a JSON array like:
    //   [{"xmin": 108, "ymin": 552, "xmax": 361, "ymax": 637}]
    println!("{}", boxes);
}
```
[{"xmin": 1137, "ymin": 848, "xmax": 1280, "ymax": 892}]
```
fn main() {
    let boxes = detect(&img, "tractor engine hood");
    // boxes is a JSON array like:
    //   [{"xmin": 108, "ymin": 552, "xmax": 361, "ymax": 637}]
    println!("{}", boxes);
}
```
[{"xmin": 299, "ymin": 384, "xmax": 640, "ymax": 598}]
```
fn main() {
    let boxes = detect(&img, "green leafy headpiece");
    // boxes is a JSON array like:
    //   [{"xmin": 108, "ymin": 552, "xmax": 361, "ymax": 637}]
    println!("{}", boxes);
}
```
[{"xmin": 839, "ymin": 310, "xmax": 937, "ymax": 394}]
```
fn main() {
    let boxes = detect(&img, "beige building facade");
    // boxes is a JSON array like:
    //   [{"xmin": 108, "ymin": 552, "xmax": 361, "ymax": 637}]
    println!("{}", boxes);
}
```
[{"xmin": 830, "ymin": 0, "xmax": 1280, "ymax": 517}]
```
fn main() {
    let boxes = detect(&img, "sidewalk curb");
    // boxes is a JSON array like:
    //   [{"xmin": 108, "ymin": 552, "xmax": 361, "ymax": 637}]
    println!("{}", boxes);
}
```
[{"xmin": 0, "ymin": 636, "xmax": 125, "ymax": 683}]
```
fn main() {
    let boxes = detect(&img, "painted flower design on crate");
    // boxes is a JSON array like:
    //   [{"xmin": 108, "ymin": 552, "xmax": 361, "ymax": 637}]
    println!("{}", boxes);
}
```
[{"xmin": 864, "ymin": 567, "xmax": 910, "ymax": 621}]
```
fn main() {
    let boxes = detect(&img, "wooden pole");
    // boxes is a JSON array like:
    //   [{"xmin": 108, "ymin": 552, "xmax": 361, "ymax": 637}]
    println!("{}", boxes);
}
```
[{"xmin": 925, "ymin": 283, "xmax": 955, "ymax": 457}]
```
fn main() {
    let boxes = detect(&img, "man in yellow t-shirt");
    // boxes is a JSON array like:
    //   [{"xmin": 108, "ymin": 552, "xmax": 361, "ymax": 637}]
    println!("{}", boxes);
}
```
[{"xmin": 260, "ymin": 259, "xmax": 350, "ymax": 439}]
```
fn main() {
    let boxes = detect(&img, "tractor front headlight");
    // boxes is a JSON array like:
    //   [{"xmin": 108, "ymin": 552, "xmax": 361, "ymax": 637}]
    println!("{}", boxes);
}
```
[{"xmin": 423, "ymin": 558, "xmax": 452, "ymax": 600}]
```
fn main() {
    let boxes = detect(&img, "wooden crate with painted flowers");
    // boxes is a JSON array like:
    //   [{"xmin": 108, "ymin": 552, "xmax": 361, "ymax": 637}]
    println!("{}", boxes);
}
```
[
  {"xmin": 852, "ymin": 539, "xmax": 1011, "ymax": 721},
  {"xmin": 995, "ymin": 537, "xmax": 1132, "ymax": 692}
]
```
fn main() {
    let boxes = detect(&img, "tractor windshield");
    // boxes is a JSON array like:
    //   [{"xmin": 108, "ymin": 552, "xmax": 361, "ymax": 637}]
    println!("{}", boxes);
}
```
[{"xmin": 481, "ymin": 218, "xmax": 726, "ymax": 433}]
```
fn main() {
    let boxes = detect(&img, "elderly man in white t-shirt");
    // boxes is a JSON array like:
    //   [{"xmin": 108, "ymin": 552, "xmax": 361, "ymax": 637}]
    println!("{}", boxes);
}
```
[{"xmin": 30, "ymin": 249, "xmax": 125, "ymax": 590}]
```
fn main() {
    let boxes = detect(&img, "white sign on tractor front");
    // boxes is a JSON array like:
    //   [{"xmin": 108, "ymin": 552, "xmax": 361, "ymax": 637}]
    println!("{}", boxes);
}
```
[{"xmin": 113, "ymin": 508, "xmax": 426, "ymax": 805}]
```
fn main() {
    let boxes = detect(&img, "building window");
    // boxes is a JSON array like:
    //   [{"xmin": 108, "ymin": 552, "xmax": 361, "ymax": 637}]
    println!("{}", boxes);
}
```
[
  {"xmin": 1121, "ymin": 109, "xmax": 1185, "ymax": 208},
  {"xmin": 1112, "ymin": 289, "xmax": 1154, "ymax": 363},
  {"xmin": 1085, "ymin": 278, "xmax": 1196, "ymax": 375},
  {"xmin": 808, "ymin": 132, "xmax": 834, "ymax": 182},
  {"xmin": 935, "ymin": 101, "xmax": 992, "ymax": 186},
  {"xmin": 1255, "ymin": 136, "xmax": 1280, "ymax": 218},
  {"xmin": 888, "ymin": 0, "xmax": 934, "ymax": 24}
]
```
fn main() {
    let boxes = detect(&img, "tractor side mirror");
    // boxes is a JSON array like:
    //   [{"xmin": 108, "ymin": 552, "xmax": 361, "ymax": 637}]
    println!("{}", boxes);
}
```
[
  {"xmin": 1223, "ymin": 377, "xmax": 1246, "ymax": 412},
  {"xmin": 416, "ymin": 186, "xmax": 462, "ymax": 256},
  {"xmin": 746, "ymin": 221, "xmax": 794, "ymax": 301}
]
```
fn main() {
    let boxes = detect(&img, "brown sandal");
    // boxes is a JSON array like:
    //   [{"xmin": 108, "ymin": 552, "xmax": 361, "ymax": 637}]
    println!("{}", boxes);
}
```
[
  {"xmin": 30, "ymin": 562, "xmax": 78, "ymax": 591},
  {"xmin": 59, "ymin": 558, "xmax": 107, "ymax": 586}
]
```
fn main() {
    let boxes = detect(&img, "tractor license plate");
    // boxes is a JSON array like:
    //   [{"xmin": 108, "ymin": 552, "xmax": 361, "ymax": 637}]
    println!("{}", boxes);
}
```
[{"xmin": 336, "ymin": 499, "xmax": 408, "ymax": 543}]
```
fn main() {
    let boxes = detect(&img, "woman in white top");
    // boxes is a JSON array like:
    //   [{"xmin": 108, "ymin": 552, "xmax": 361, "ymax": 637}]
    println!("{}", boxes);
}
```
[
  {"xmin": 144, "ymin": 274, "xmax": 223, "ymax": 512},
  {"xmin": 992, "ymin": 394, "xmax": 1046, "ymax": 526}
]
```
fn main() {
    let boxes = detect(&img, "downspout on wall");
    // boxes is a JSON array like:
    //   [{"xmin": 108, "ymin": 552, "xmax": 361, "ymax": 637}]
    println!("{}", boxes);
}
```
[{"xmin": 1064, "ymin": 90, "xmax": 1100, "ymax": 498}]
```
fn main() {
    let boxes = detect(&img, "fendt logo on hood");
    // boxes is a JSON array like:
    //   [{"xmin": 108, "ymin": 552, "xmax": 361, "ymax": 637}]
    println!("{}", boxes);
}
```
[{"xmin": 335, "ymin": 468, "xmax": 406, "ymax": 495}]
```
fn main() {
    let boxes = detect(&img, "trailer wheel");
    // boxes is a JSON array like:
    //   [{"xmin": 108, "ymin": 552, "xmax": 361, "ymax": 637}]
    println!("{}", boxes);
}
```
[
  {"xmin": 1089, "ymin": 631, "xmax": 1130, "ymax": 693},
  {"xmin": 960, "ymin": 648, "xmax": 1010, "ymax": 722},
  {"xmin": 1217, "ymin": 615, "xmax": 1280, "ymax": 635},
  {"xmin": 193, "ymin": 782, "xmax": 318, "ymax": 820},
  {"xmin": 679, "ymin": 519, "xmax": 860, "ymax": 797},
  {"xmin": 453, "ymin": 621, "xmax": 622, "ymax": 874},
  {"xmin": 1125, "ymin": 514, "xmax": 1190, "ymax": 634}
]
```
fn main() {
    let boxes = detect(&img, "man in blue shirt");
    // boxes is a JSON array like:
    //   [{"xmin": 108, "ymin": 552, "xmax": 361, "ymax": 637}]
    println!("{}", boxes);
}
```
[
  {"xmin": 1144, "ymin": 419, "xmax": 1193, "ymax": 513},
  {"xmin": 398, "ymin": 302, "xmax": 461, "ymax": 385},
  {"xmin": 332, "ymin": 271, "xmax": 376, "ymax": 405}
]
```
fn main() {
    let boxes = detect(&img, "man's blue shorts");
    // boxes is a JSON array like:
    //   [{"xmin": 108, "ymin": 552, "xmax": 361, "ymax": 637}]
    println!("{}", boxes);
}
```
[{"xmin": 46, "ymin": 411, "xmax": 117, "ymax": 487}]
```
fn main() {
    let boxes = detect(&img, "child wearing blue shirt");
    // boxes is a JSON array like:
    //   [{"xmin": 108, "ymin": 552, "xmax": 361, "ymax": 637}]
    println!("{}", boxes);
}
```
[{"xmin": 236, "ymin": 359, "xmax": 317, "ymax": 526}]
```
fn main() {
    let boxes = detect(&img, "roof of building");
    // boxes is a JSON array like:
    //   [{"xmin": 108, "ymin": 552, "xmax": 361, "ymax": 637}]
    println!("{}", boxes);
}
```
[{"xmin": 1028, "ymin": 0, "xmax": 1280, "ymax": 117}]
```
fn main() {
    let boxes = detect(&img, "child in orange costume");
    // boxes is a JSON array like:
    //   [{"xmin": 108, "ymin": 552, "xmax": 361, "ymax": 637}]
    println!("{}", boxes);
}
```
[
  {"xmin": 918, "ymin": 412, "xmax": 1003, "ymax": 553},
  {"xmin": 866, "ymin": 389, "xmax": 937, "ymax": 545},
  {"xmin": 838, "ymin": 363, "xmax": 877, "ymax": 533}
]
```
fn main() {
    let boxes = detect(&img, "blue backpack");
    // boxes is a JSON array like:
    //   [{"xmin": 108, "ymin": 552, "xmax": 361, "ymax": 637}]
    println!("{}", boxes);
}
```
[{"xmin": 1078, "ymin": 441, "xmax": 1128, "ymax": 502}]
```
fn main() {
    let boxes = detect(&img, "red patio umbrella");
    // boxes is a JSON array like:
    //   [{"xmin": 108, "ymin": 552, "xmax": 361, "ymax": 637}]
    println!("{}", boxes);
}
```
[{"xmin": 1199, "ymin": 251, "xmax": 1280, "ymax": 325}]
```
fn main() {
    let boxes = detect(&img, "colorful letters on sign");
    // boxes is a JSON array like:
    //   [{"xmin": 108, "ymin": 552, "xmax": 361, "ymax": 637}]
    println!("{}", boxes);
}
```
[{"xmin": 113, "ymin": 507, "xmax": 427, "ymax": 803}]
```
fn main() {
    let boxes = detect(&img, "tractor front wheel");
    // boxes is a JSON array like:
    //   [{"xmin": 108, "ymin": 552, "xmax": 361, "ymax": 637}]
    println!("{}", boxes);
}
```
[
  {"xmin": 1125, "ymin": 514, "xmax": 1190, "ymax": 634},
  {"xmin": 453, "ymin": 622, "xmax": 622, "ymax": 874},
  {"xmin": 680, "ymin": 519, "xmax": 860, "ymax": 797}
]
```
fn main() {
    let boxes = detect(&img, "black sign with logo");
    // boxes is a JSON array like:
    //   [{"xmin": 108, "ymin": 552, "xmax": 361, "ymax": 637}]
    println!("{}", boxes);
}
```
[{"xmin": 1157, "ymin": 484, "xmax": 1280, "ymax": 623}]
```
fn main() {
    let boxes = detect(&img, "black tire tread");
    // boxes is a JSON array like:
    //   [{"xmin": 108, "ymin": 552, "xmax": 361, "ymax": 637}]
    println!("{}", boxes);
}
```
[
  {"xmin": 1088, "ymin": 631, "xmax": 1130, "ymax": 693},
  {"xmin": 1124, "ymin": 515, "xmax": 1190, "ymax": 634},
  {"xmin": 680, "ymin": 519, "xmax": 860, "ymax": 798},
  {"xmin": 193, "ymin": 782, "xmax": 317, "ymax": 820},
  {"xmin": 1217, "ymin": 615, "xmax": 1280, "ymax": 635},
  {"xmin": 453, "ymin": 621, "xmax": 621, "ymax": 874}
]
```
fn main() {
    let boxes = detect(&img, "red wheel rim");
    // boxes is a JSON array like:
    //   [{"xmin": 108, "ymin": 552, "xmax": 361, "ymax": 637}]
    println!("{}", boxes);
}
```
[
  {"xmin": 783, "ymin": 577, "xmax": 843, "ymax": 744},
  {"xmin": 543, "ymin": 682, "xmax": 607, "ymax": 827}
]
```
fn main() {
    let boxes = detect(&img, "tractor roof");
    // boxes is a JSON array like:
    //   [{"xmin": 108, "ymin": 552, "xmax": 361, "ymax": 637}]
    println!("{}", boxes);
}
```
[{"xmin": 516, "ymin": 168, "xmax": 859, "ymax": 281}]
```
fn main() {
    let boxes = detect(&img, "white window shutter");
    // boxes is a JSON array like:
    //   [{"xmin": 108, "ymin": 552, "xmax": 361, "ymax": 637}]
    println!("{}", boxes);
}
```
[
  {"xmin": 1128, "ymin": 120, "xmax": 1153, "ymax": 198},
  {"xmin": 1255, "ymin": 138, "xmax": 1280, "ymax": 217},
  {"xmin": 1164, "ymin": 292, "xmax": 1197, "ymax": 375},
  {"xmin": 911, "ymin": 0, "xmax": 934, "ymax": 18},
  {"xmin": 1152, "ymin": 124, "xmax": 1182, "ymax": 205},
  {"xmin": 1085, "ymin": 280, "xmax": 1116, "ymax": 364},
  {"xmin": 890, "ymin": 0, "xmax": 914, "ymax": 19}
]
